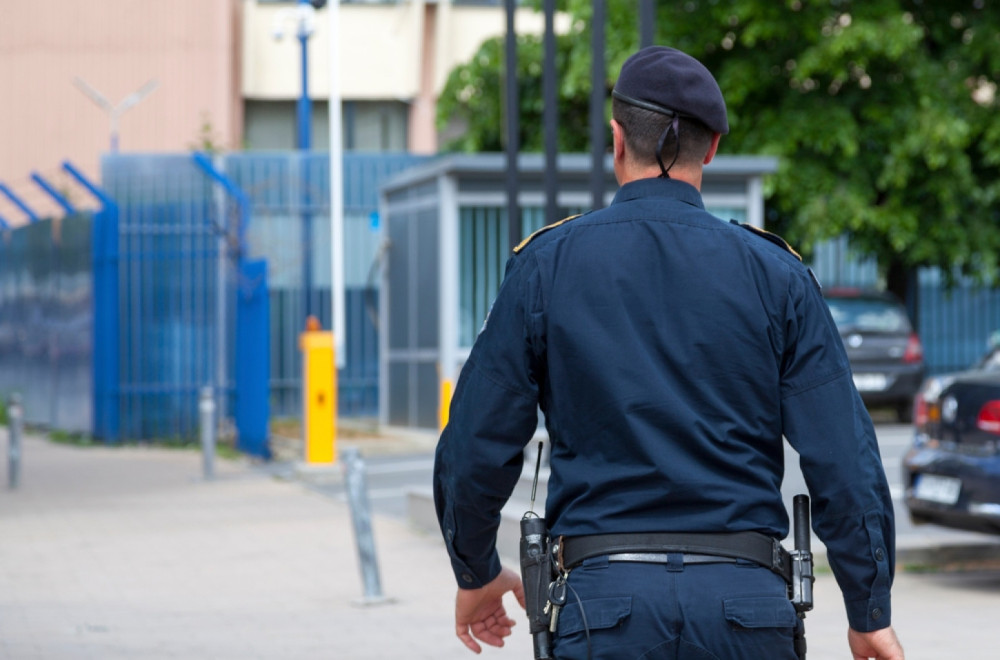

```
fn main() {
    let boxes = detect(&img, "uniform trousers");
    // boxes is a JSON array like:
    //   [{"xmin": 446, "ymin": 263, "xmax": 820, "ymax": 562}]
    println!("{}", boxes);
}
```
[{"xmin": 551, "ymin": 554, "xmax": 801, "ymax": 660}]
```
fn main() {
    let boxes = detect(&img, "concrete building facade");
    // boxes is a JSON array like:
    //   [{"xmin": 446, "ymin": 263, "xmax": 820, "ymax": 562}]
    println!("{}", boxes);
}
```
[{"xmin": 0, "ymin": 0, "xmax": 559, "ymax": 225}]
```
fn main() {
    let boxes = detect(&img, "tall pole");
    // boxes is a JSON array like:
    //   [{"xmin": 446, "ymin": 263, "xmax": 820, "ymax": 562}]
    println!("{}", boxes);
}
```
[
  {"xmin": 295, "ymin": 0, "xmax": 315, "ymax": 318},
  {"xmin": 590, "ymin": 0, "xmax": 607, "ymax": 210},
  {"xmin": 328, "ymin": 0, "xmax": 346, "ymax": 369},
  {"xmin": 543, "ymin": 0, "xmax": 558, "ymax": 226},
  {"xmin": 297, "ymin": 0, "xmax": 313, "ymax": 150},
  {"xmin": 504, "ymin": 0, "xmax": 520, "ymax": 250},
  {"xmin": 640, "ymin": 0, "xmax": 656, "ymax": 48}
]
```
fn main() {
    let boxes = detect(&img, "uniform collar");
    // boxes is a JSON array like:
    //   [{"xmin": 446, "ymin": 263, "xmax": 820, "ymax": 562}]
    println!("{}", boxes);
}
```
[{"xmin": 611, "ymin": 177, "xmax": 705, "ymax": 210}]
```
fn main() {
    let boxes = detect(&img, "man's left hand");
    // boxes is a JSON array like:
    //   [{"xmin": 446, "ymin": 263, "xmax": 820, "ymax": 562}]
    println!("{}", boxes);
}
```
[{"xmin": 454, "ymin": 567, "xmax": 526, "ymax": 654}]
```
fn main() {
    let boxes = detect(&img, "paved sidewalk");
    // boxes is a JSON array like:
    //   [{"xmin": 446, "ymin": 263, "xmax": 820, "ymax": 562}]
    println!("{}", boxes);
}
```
[{"xmin": 2, "ymin": 428, "xmax": 999, "ymax": 659}]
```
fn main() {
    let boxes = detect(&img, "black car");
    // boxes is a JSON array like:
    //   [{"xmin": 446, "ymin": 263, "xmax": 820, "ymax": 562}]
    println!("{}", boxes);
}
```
[
  {"xmin": 903, "ymin": 344, "xmax": 1000, "ymax": 534},
  {"xmin": 823, "ymin": 288, "xmax": 926, "ymax": 421}
]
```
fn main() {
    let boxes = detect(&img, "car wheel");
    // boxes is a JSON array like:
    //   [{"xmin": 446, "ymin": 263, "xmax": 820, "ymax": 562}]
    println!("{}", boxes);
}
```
[{"xmin": 896, "ymin": 401, "xmax": 913, "ymax": 423}]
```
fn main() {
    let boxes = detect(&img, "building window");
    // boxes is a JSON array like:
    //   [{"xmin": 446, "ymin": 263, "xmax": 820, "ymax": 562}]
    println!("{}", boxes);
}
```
[
  {"xmin": 243, "ymin": 100, "xmax": 408, "ymax": 152},
  {"xmin": 344, "ymin": 101, "xmax": 408, "ymax": 152}
]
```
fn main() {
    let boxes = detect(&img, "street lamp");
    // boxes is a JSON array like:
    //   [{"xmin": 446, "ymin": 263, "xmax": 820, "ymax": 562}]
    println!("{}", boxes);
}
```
[
  {"xmin": 273, "ymin": 0, "xmax": 324, "ymax": 320},
  {"xmin": 272, "ymin": 0, "xmax": 318, "ymax": 150},
  {"xmin": 72, "ymin": 77, "xmax": 159, "ymax": 153}
]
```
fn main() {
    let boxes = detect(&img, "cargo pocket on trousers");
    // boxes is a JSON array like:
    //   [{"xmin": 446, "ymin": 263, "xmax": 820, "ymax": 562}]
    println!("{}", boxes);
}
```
[
  {"xmin": 723, "ymin": 596, "xmax": 798, "ymax": 631},
  {"xmin": 556, "ymin": 595, "xmax": 632, "ymax": 637}
]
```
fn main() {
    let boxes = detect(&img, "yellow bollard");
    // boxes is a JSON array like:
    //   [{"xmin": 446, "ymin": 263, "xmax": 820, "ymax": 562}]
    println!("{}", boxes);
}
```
[
  {"xmin": 439, "ymin": 378, "xmax": 453, "ymax": 432},
  {"xmin": 300, "ymin": 323, "xmax": 337, "ymax": 464}
]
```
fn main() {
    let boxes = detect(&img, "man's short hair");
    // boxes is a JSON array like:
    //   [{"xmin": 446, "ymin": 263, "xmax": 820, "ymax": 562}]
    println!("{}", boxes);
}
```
[{"xmin": 612, "ymin": 98, "xmax": 715, "ymax": 169}]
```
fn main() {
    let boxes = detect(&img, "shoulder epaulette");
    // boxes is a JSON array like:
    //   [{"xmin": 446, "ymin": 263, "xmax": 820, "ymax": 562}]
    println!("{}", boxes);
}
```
[
  {"xmin": 513, "ymin": 214, "xmax": 581, "ymax": 254},
  {"xmin": 731, "ymin": 220, "xmax": 802, "ymax": 261}
]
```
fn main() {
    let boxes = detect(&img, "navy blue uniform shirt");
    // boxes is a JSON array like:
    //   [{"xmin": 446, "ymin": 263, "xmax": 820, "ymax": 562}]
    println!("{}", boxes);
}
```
[{"xmin": 433, "ymin": 177, "xmax": 895, "ymax": 632}]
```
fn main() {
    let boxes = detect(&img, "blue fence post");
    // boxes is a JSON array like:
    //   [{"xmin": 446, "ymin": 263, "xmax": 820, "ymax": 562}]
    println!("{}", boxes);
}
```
[
  {"xmin": 62, "ymin": 161, "xmax": 121, "ymax": 443},
  {"xmin": 191, "ymin": 152, "xmax": 271, "ymax": 458},
  {"xmin": 236, "ymin": 258, "xmax": 271, "ymax": 458},
  {"xmin": 31, "ymin": 172, "xmax": 78, "ymax": 215},
  {"xmin": 192, "ymin": 152, "xmax": 250, "ymax": 254},
  {"xmin": 0, "ymin": 183, "xmax": 40, "ymax": 223}
]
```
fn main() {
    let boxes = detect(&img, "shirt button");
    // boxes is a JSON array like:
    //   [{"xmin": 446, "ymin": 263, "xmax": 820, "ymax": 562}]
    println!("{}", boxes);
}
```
[
  {"xmin": 875, "ymin": 548, "xmax": 885, "ymax": 561},
  {"xmin": 461, "ymin": 573, "xmax": 474, "ymax": 584},
  {"xmin": 872, "ymin": 608, "xmax": 882, "ymax": 620}
]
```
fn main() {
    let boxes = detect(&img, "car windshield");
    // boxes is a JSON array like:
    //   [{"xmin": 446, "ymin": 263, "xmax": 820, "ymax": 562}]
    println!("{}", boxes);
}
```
[{"xmin": 825, "ymin": 297, "xmax": 911, "ymax": 333}]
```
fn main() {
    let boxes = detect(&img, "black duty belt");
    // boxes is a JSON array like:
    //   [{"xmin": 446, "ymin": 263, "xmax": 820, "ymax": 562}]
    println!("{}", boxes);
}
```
[{"xmin": 559, "ymin": 531, "xmax": 792, "ymax": 584}]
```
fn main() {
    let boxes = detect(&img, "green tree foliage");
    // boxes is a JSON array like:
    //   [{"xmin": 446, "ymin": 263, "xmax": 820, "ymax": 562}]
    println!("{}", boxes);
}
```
[
  {"xmin": 437, "ymin": 1, "xmax": 1000, "ymax": 300},
  {"xmin": 437, "ymin": 34, "xmax": 590, "ymax": 152}
]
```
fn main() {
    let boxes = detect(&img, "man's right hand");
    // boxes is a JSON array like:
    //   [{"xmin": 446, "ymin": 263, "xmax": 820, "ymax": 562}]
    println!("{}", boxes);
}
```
[
  {"xmin": 848, "ymin": 626, "xmax": 904, "ymax": 660},
  {"xmin": 454, "ymin": 567, "xmax": 525, "ymax": 654}
]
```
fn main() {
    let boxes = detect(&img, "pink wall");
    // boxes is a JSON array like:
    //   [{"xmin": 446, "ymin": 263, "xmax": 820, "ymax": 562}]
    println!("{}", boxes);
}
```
[{"xmin": 0, "ymin": 0, "xmax": 243, "ymax": 223}]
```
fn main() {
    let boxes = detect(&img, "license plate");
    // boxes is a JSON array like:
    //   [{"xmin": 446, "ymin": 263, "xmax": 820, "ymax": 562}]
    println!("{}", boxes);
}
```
[
  {"xmin": 853, "ymin": 373, "xmax": 888, "ymax": 392},
  {"xmin": 914, "ymin": 475, "xmax": 962, "ymax": 505}
]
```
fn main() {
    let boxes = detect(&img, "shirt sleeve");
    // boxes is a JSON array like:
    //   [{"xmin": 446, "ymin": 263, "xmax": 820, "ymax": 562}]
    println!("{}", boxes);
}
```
[
  {"xmin": 779, "ymin": 271, "xmax": 896, "ymax": 632},
  {"xmin": 433, "ymin": 254, "xmax": 543, "ymax": 588}
]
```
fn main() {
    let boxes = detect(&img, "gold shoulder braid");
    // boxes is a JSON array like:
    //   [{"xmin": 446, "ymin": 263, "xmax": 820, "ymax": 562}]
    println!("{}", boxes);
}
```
[
  {"xmin": 732, "ymin": 221, "xmax": 802, "ymax": 261},
  {"xmin": 513, "ymin": 214, "xmax": 581, "ymax": 254}
]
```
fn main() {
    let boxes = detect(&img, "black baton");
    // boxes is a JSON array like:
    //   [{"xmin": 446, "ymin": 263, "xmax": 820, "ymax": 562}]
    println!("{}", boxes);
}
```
[{"xmin": 791, "ymin": 494, "xmax": 814, "ymax": 659}]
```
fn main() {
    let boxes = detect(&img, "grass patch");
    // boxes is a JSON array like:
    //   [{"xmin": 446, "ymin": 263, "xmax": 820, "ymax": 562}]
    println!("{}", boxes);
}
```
[
  {"xmin": 49, "ymin": 429, "xmax": 96, "ymax": 446},
  {"xmin": 47, "ymin": 428, "xmax": 242, "ymax": 459}
]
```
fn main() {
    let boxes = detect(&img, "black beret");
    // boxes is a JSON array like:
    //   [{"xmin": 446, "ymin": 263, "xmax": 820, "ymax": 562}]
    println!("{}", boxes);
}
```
[{"xmin": 613, "ymin": 46, "xmax": 729, "ymax": 135}]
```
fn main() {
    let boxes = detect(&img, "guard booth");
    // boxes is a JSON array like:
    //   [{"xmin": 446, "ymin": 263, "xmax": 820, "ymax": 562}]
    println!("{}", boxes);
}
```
[{"xmin": 378, "ymin": 153, "xmax": 778, "ymax": 429}]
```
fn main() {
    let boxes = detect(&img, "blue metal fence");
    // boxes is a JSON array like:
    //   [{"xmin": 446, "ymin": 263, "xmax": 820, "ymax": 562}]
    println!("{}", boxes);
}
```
[
  {"xmin": 7, "ymin": 151, "xmax": 995, "ymax": 442},
  {"xmin": 101, "ymin": 156, "xmax": 237, "ymax": 443},
  {"xmin": 0, "ymin": 214, "xmax": 94, "ymax": 431},
  {"xmin": 102, "ymin": 151, "xmax": 429, "ymax": 423}
]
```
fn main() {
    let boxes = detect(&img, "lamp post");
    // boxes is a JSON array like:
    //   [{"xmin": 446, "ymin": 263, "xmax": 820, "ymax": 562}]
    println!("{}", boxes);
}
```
[
  {"xmin": 327, "ymin": 0, "xmax": 345, "ymax": 369},
  {"xmin": 274, "ymin": 1, "xmax": 319, "ymax": 317},
  {"xmin": 273, "ymin": 0, "xmax": 317, "ymax": 150},
  {"xmin": 72, "ymin": 77, "xmax": 159, "ymax": 153}
]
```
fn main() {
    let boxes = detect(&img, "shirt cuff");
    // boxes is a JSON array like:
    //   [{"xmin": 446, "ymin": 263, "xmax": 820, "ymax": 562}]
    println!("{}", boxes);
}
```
[
  {"xmin": 844, "ymin": 593, "xmax": 891, "ymax": 632},
  {"xmin": 450, "ymin": 551, "xmax": 502, "ymax": 590}
]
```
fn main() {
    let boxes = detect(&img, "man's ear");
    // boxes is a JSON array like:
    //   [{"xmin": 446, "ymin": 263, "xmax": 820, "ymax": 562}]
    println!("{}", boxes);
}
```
[
  {"xmin": 610, "ymin": 119, "xmax": 626, "ymax": 161},
  {"xmin": 703, "ymin": 133, "xmax": 722, "ymax": 165}
]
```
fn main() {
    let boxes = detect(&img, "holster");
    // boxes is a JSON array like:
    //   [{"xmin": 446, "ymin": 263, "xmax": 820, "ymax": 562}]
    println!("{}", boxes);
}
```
[{"xmin": 519, "ymin": 515, "xmax": 554, "ymax": 660}]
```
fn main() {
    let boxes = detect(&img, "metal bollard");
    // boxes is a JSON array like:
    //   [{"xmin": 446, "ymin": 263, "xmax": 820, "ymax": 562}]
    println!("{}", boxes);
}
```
[
  {"xmin": 342, "ymin": 447, "xmax": 389, "ymax": 604},
  {"xmin": 199, "ymin": 386, "xmax": 216, "ymax": 480},
  {"xmin": 7, "ymin": 393, "xmax": 23, "ymax": 490}
]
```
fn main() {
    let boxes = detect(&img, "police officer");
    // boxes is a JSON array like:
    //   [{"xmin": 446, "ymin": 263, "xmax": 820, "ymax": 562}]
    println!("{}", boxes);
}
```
[{"xmin": 433, "ymin": 46, "xmax": 903, "ymax": 660}]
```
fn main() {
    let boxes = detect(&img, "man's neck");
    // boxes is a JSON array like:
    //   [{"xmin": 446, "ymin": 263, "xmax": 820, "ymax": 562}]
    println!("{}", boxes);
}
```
[{"xmin": 618, "ymin": 163, "xmax": 703, "ymax": 190}]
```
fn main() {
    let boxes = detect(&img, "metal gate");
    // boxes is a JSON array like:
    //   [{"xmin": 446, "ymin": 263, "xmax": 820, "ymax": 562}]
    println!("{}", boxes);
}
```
[{"xmin": 101, "ymin": 154, "xmax": 270, "ymax": 454}]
